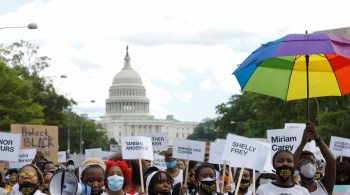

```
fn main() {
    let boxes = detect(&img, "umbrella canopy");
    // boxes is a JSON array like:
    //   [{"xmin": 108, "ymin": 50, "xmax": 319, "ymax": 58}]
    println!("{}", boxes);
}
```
[{"xmin": 233, "ymin": 33, "xmax": 350, "ymax": 119}]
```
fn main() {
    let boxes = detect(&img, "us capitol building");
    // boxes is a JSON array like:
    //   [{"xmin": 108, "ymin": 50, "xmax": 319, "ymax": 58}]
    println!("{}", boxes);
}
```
[{"xmin": 100, "ymin": 47, "xmax": 197, "ymax": 146}]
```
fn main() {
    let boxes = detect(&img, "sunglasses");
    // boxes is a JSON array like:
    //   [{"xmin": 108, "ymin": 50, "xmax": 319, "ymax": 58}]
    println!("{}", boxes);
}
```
[{"xmin": 19, "ymin": 172, "xmax": 37, "ymax": 179}]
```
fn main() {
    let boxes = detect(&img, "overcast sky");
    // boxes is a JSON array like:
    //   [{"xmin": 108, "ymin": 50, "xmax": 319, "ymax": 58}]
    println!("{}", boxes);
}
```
[{"xmin": 0, "ymin": 0, "xmax": 349, "ymax": 122}]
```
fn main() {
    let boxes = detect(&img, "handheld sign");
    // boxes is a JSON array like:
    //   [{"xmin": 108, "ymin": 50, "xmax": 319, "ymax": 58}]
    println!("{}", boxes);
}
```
[
  {"xmin": 284, "ymin": 123, "xmax": 306, "ymax": 129},
  {"xmin": 208, "ymin": 140, "xmax": 226, "ymax": 164},
  {"xmin": 11, "ymin": 124, "xmax": 58, "ymax": 162},
  {"xmin": 9, "ymin": 149, "xmax": 36, "ymax": 168},
  {"xmin": 153, "ymin": 153, "xmax": 166, "ymax": 170},
  {"xmin": 223, "ymin": 134, "xmax": 267, "ymax": 171},
  {"xmin": 0, "ymin": 132, "xmax": 21, "ymax": 161},
  {"xmin": 101, "ymin": 151, "xmax": 115, "ymax": 161},
  {"xmin": 142, "ymin": 133, "xmax": 168, "ymax": 151},
  {"xmin": 57, "ymin": 151, "xmax": 67, "ymax": 162},
  {"xmin": 267, "ymin": 128, "xmax": 303, "ymax": 156},
  {"xmin": 329, "ymin": 136, "xmax": 350, "ymax": 158},
  {"xmin": 121, "ymin": 136, "xmax": 153, "ymax": 161},
  {"xmin": 172, "ymin": 139, "xmax": 206, "ymax": 161},
  {"xmin": 85, "ymin": 148, "xmax": 102, "ymax": 159}
]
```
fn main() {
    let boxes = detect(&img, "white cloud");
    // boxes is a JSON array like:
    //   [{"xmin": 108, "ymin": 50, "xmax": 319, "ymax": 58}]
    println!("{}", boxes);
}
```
[{"xmin": 199, "ymin": 78, "xmax": 214, "ymax": 91}]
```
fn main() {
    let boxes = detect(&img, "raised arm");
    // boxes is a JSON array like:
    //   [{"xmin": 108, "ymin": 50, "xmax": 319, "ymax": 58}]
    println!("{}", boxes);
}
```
[{"xmin": 293, "ymin": 123, "xmax": 314, "ymax": 169}]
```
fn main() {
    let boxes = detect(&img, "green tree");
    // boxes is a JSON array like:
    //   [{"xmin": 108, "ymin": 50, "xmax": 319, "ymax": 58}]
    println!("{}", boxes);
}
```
[{"xmin": 187, "ymin": 118, "xmax": 217, "ymax": 144}]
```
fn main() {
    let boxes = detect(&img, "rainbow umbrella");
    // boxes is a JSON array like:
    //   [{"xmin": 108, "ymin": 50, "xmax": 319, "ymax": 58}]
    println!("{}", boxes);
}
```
[{"xmin": 233, "ymin": 33, "xmax": 350, "ymax": 120}]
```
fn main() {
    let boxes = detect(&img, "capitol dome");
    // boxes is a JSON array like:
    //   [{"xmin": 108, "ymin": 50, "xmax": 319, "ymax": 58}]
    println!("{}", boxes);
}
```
[{"xmin": 105, "ymin": 46, "xmax": 150, "ymax": 118}]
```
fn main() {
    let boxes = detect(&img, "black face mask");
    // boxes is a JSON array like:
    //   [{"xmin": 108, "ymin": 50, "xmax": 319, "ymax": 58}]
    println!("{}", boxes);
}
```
[
  {"xmin": 198, "ymin": 179, "xmax": 216, "ymax": 195},
  {"xmin": 313, "ymin": 172, "xmax": 324, "ymax": 180},
  {"xmin": 275, "ymin": 166, "xmax": 294, "ymax": 182},
  {"xmin": 157, "ymin": 191, "xmax": 171, "ymax": 195},
  {"xmin": 19, "ymin": 182, "xmax": 39, "ymax": 195},
  {"xmin": 91, "ymin": 187, "xmax": 103, "ymax": 195},
  {"xmin": 238, "ymin": 179, "xmax": 250, "ymax": 192}
]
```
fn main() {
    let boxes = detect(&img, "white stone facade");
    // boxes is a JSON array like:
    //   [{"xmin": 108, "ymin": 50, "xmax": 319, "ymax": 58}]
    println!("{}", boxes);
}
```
[{"xmin": 100, "ymin": 46, "xmax": 197, "ymax": 146}]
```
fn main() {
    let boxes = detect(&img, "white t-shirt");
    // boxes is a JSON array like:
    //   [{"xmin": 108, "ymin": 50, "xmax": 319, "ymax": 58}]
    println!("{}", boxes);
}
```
[
  {"xmin": 297, "ymin": 180, "xmax": 327, "ymax": 195},
  {"xmin": 256, "ymin": 182, "xmax": 310, "ymax": 195},
  {"xmin": 172, "ymin": 169, "xmax": 183, "ymax": 186},
  {"xmin": 0, "ymin": 187, "xmax": 7, "ymax": 195}
]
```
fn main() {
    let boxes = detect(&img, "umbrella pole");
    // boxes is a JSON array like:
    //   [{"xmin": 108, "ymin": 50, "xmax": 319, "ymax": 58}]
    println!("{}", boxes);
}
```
[{"xmin": 306, "ymin": 54, "xmax": 310, "ymax": 121}]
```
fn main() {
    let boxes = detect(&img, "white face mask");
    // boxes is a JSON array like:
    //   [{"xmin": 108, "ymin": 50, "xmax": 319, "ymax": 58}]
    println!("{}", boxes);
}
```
[
  {"xmin": 259, "ymin": 178, "xmax": 273, "ymax": 185},
  {"xmin": 300, "ymin": 163, "xmax": 317, "ymax": 179}
]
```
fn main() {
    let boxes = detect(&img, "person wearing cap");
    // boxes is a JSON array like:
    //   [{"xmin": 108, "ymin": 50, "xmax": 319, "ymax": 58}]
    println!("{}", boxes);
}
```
[
  {"xmin": 102, "ymin": 160, "xmax": 131, "ymax": 195},
  {"xmin": 146, "ymin": 170, "xmax": 173, "ymax": 195},
  {"xmin": 4, "ymin": 169, "xmax": 18, "ymax": 193},
  {"xmin": 80, "ymin": 158, "xmax": 106, "ymax": 195}
]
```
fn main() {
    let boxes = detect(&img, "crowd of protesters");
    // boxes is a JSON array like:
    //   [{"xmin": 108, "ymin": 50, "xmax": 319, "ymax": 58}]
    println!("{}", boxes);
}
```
[{"xmin": 0, "ymin": 122, "xmax": 350, "ymax": 195}]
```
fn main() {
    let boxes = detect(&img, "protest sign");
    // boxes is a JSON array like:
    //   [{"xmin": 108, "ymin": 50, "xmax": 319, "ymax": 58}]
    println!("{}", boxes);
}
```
[
  {"xmin": 101, "ymin": 151, "xmax": 115, "ymax": 161},
  {"xmin": 142, "ymin": 133, "xmax": 168, "ymax": 151},
  {"xmin": 11, "ymin": 124, "xmax": 58, "ymax": 162},
  {"xmin": 267, "ymin": 128, "xmax": 304, "ymax": 156},
  {"xmin": 329, "ymin": 136, "xmax": 350, "ymax": 158},
  {"xmin": 0, "ymin": 132, "xmax": 21, "ymax": 161},
  {"xmin": 284, "ymin": 123, "xmax": 306, "ymax": 129},
  {"xmin": 172, "ymin": 139, "xmax": 206, "ymax": 161},
  {"xmin": 121, "ymin": 136, "xmax": 153, "ymax": 160},
  {"xmin": 315, "ymin": 147, "xmax": 325, "ymax": 161},
  {"xmin": 153, "ymin": 154, "xmax": 166, "ymax": 170},
  {"xmin": 223, "ymin": 134, "xmax": 268, "ymax": 171},
  {"xmin": 208, "ymin": 140, "xmax": 226, "ymax": 164},
  {"xmin": 57, "ymin": 151, "xmax": 67, "ymax": 162},
  {"xmin": 85, "ymin": 148, "xmax": 103, "ymax": 159},
  {"xmin": 9, "ymin": 149, "xmax": 36, "ymax": 168}
]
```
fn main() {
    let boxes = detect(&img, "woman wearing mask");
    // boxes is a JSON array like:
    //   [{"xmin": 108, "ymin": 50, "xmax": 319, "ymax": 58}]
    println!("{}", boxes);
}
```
[
  {"xmin": 256, "ymin": 150, "xmax": 309, "ymax": 195},
  {"xmin": 146, "ymin": 171, "xmax": 173, "ymax": 195},
  {"xmin": 229, "ymin": 168, "xmax": 253, "ymax": 195},
  {"xmin": 80, "ymin": 158, "xmax": 106, "ymax": 195},
  {"xmin": 102, "ymin": 160, "xmax": 131, "ymax": 195},
  {"xmin": 172, "ymin": 161, "xmax": 201, "ymax": 195},
  {"xmin": 10, "ymin": 164, "xmax": 46, "ymax": 195},
  {"xmin": 164, "ymin": 148, "xmax": 183, "ymax": 186},
  {"xmin": 293, "ymin": 122, "xmax": 335, "ymax": 195},
  {"xmin": 193, "ymin": 163, "xmax": 220, "ymax": 195}
]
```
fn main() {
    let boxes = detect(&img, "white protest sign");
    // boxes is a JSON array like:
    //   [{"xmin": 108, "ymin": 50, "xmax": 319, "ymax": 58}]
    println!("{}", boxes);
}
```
[
  {"xmin": 329, "ymin": 136, "xmax": 350, "ymax": 158},
  {"xmin": 255, "ymin": 141, "xmax": 275, "ymax": 173},
  {"xmin": 223, "ymin": 134, "xmax": 267, "ymax": 171},
  {"xmin": 208, "ymin": 141, "xmax": 226, "ymax": 164},
  {"xmin": 121, "ymin": 136, "xmax": 154, "ymax": 160},
  {"xmin": 284, "ymin": 123, "xmax": 306, "ymax": 129},
  {"xmin": 85, "ymin": 148, "xmax": 103, "ymax": 159},
  {"xmin": 101, "ymin": 151, "xmax": 115, "ymax": 161},
  {"xmin": 9, "ymin": 149, "xmax": 36, "ymax": 168},
  {"xmin": 267, "ymin": 128, "xmax": 303, "ymax": 156},
  {"xmin": 57, "ymin": 151, "xmax": 67, "ymax": 162},
  {"xmin": 0, "ymin": 132, "xmax": 21, "ymax": 161},
  {"xmin": 153, "ymin": 154, "xmax": 166, "ymax": 170},
  {"xmin": 142, "ymin": 133, "xmax": 168, "ymax": 151},
  {"xmin": 172, "ymin": 139, "xmax": 206, "ymax": 161}
]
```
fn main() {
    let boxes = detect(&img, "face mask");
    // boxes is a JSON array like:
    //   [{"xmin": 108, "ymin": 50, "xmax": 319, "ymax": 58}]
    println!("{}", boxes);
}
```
[
  {"xmin": 165, "ymin": 160, "xmax": 177, "ymax": 168},
  {"xmin": 238, "ymin": 179, "xmax": 250, "ymax": 192},
  {"xmin": 275, "ymin": 166, "xmax": 294, "ymax": 182},
  {"xmin": 313, "ymin": 172, "xmax": 324, "ymax": 180},
  {"xmin": 300, "ymin": 163, "xmax": 317, "ymax": 179},
  {"xmin": 157, "ymin": 192, "xmax": 171, "ymax": 195},
  {"xmin": 19, "ymin": 182, "xmax": 39, "ymax": 195},
  {"xmin": 107, "ymin": 175, "xmax": 124, "ymax": 191},
  {"xmin": 198, "ymin": 178, "xmax": 216, "ymax": 195},
  {"xmin": 259, "ymin": 178, "xmax": 273, "ymax": 185},
  {"xmin": 91, "ymin": 187, "xmax": 103, "ymax": 195}
]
